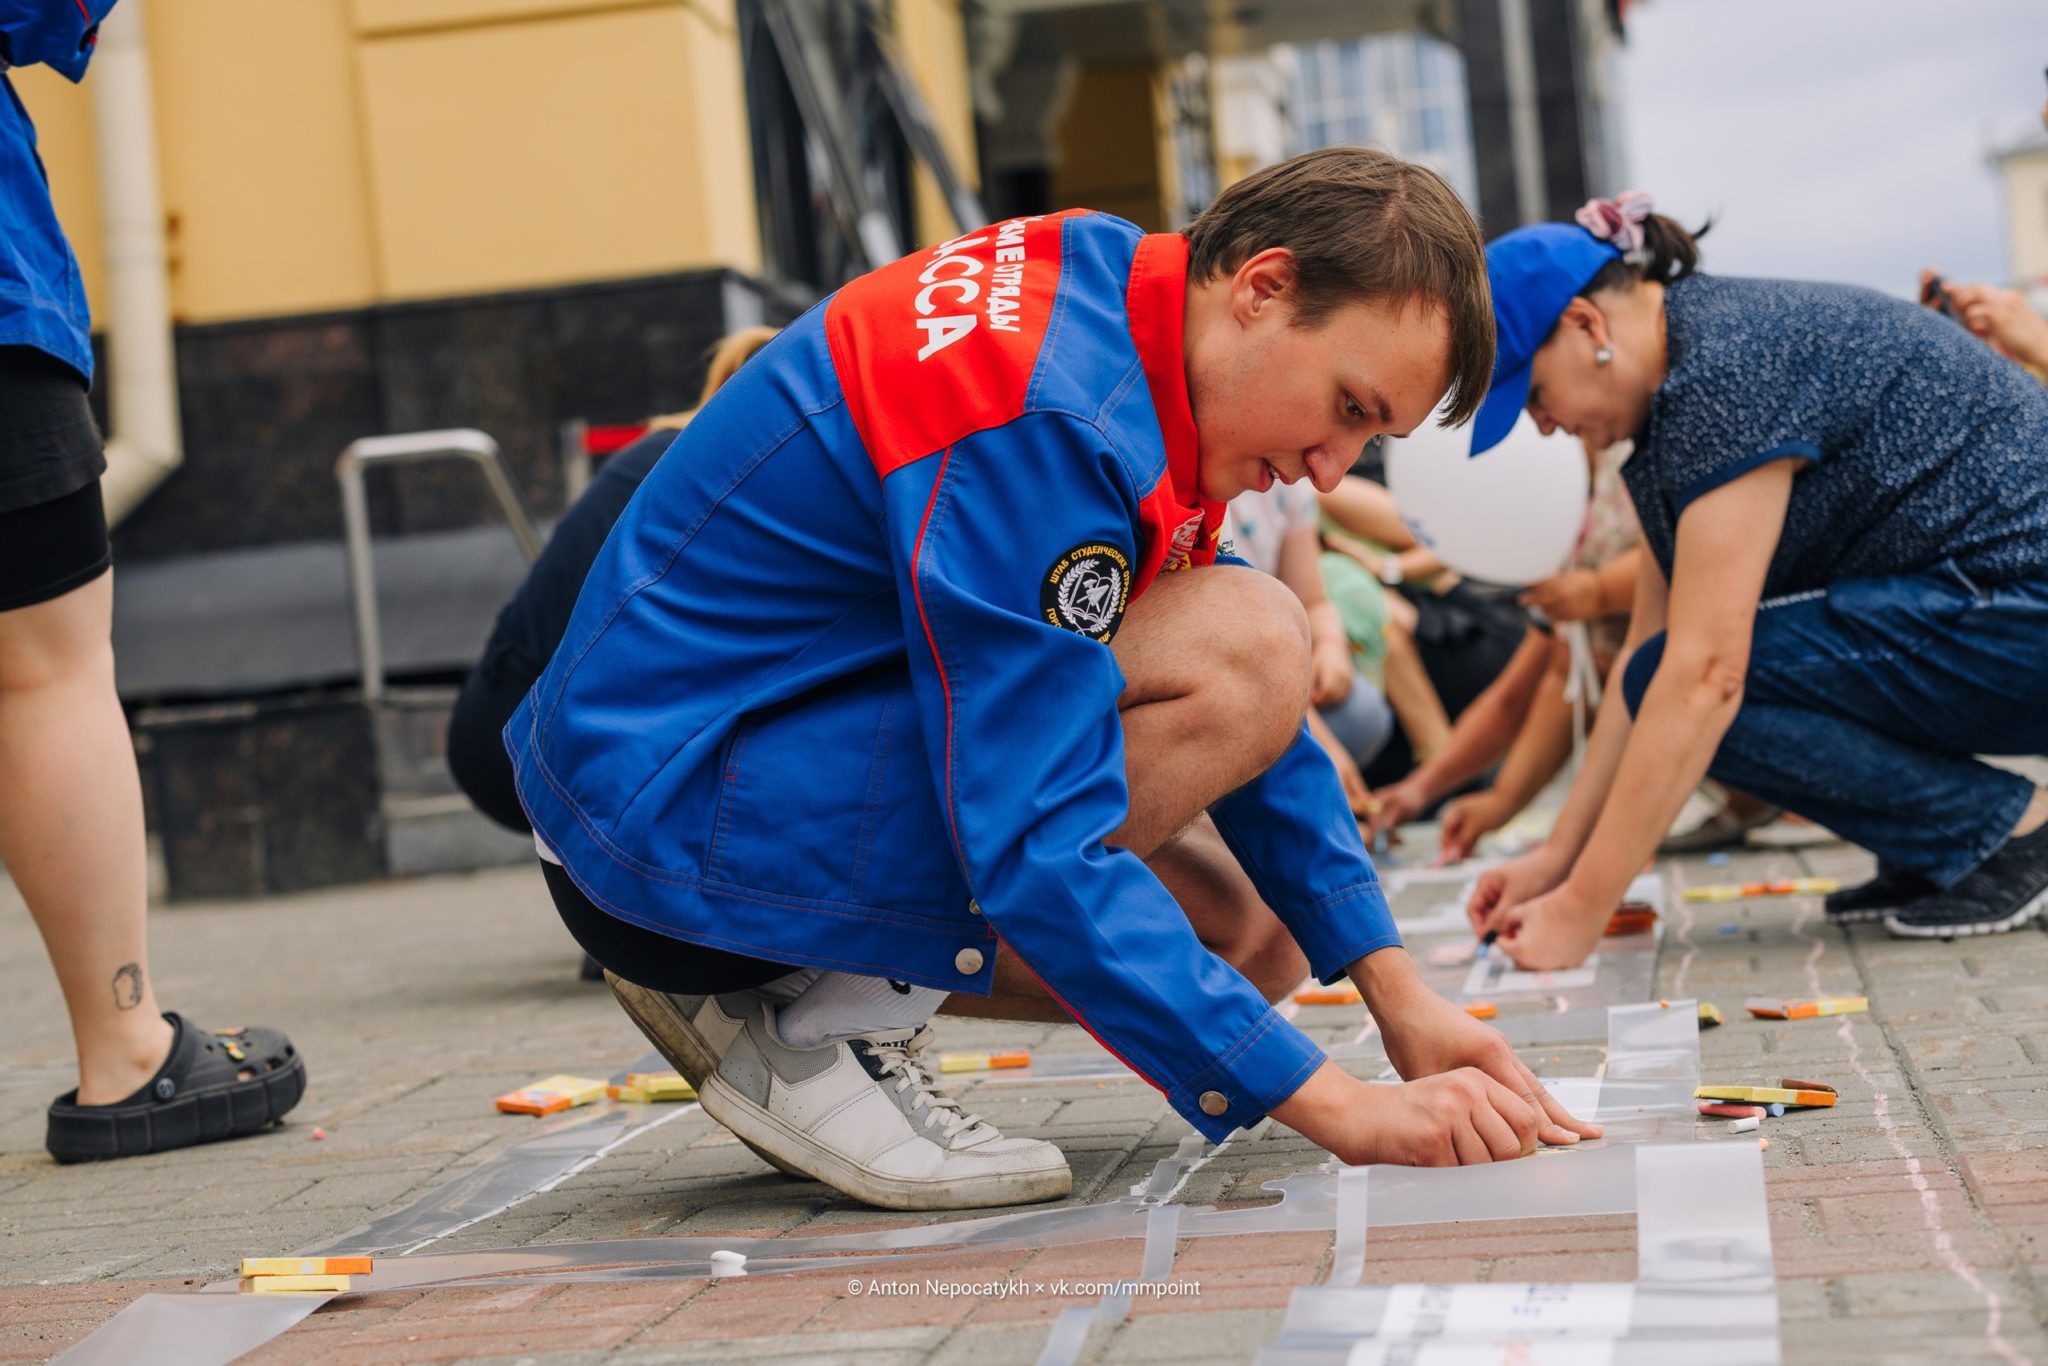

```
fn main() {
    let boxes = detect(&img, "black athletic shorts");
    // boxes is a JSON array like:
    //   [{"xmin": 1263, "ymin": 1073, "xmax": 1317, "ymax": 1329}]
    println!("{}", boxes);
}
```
[
  {"xmin": 0, "ymin": 346, "xmax": 111, "ymax": 611},
  {"xmin": 540, "ymin": 860, "xmax": 793, "ymax": 994}
]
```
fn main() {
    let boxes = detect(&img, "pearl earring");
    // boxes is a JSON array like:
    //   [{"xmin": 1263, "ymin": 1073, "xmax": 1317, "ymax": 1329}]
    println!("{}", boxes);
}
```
[{"xmin": 1595, "ymin": 346, "xmax": 1613, "ymax": 366}]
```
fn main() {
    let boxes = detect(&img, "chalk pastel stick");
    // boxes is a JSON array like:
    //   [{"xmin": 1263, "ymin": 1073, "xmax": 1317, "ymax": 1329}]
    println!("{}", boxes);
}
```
[
  {"xmin": 938, "ymin": 1050, "xmax": 1032, "ymax": 1073},
  {"xmin": 1293, "ymin": 986, "xmax": 1362, "ymax": 1006},
  {"xmin": 624, "ymin": 1071, "xmax": 697, "ymax": 1101},
  {"xmin": 1695, "ymin": 1084, "xmax": 1837, "ymax": 1108},
  {"xmin": 1463, "ymin": 1002, "xmax": 1498, "ymax": 1020},
  {"xmin": 1604, "ymin": 903, "xmax": 1658, "ymax": 936},
  {"xmin": 240, "ymin": 1275, "xmax": 352, "ymax": 1293},
  {"xmin": 1697, "ymin": 1102, "xmax": 1764, "ymax": 1119},
  {"xmin": 1697, "ymin": 1002, "xmax": 1724, "ymax": 1028},
  {"xmin": 1744, "ymin": 995, "xmax": 1867, "ymax": 1020},
  {"xmin": 240, "ymin": 1257, "xmax": 372, "ymax": 1278},
  {"xmin": 495, "ymin": 1074, "xmax": 608, "ymax": 1116}
]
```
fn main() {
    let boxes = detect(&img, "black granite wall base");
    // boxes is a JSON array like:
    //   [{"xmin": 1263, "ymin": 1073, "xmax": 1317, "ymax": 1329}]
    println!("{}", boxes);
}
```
[
  {"xmin": 137, "ymin": 695, "xmax": 384, "ymax": 900},
  {"xmin": 111, "ymin": 268, "xmax": 807, "ymax": 563}
]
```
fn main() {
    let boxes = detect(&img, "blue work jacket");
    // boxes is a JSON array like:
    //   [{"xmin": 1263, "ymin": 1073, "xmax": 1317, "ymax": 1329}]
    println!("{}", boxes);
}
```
[
  {"xmin": 1, "ymin": 0, "xmax": 113, "ymax": 381},
  {"xmin": 508, "ymin": 211, "xmax": 1401, "ymax": 1141}
]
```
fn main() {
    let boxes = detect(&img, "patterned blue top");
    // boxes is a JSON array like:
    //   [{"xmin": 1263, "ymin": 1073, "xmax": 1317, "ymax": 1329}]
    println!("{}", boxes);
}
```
[{"xmin": 1626, "ymin": 273, "xmax": 2048, "ymax": 599}]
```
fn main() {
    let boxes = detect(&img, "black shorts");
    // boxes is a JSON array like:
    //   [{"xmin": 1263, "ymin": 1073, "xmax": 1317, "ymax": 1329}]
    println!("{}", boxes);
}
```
[
  {"xmin": 0, "ymin": 346, "xmax": 110, "ymax": 612},
  {"xmin": 540, "ymin": 860, "xmax": 792, "ymax": 994}
]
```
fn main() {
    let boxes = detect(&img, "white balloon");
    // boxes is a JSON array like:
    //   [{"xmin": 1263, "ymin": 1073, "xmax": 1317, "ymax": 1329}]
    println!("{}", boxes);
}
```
[{"xmin": 1383, "ymin": 411, "xmax": 1590, "ymax": 586}]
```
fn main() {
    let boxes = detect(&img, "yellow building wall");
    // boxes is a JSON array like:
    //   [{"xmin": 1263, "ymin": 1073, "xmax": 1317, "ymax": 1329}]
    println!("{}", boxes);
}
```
[
  {"xmin": 2003, "ymin": 148, "xmax": 2048, "ymax": 285},
  {"xmin": 1052, "ymin": 63, "xmax": 1171, "ymax": 232},
  {"xmin": 355, "ymin": 2, "xmax": 759, "ymax": 300},
  {"xmin": 890, "ymin": 0, "xmax": 979, "ymax": 243},
  {"xmin": 15, "ymin": 0, "xmax": 760, "ymax": 325}
]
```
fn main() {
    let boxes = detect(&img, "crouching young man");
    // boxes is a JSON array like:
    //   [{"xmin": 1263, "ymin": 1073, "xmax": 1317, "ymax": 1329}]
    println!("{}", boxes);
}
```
[{"xmin": 506, "ymin": 148, "xmax": 1600, "ymax": 1210}]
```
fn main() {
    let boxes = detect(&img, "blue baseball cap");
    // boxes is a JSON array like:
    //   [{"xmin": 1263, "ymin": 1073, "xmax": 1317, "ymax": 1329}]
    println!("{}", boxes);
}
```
[{"xmin": 1468, "ymin": 223, "xmax": 1622, "ymax": 456}]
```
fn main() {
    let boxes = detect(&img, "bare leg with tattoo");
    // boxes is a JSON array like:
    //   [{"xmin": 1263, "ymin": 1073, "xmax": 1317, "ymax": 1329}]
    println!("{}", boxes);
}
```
[{"xmin": 0, "ymin": 575, "xmax": 175, "ymax": 1104}]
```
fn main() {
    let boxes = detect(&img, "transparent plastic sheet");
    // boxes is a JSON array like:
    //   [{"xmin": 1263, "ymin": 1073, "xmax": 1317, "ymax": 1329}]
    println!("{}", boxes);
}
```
[
  {"xmin": 57, "ymin": 1004, "xmax": 1707, "ymax": 1366},
  {"xmin": 1253, "ymin": 1140, "xmax": 1779, "ymax": 1365}
]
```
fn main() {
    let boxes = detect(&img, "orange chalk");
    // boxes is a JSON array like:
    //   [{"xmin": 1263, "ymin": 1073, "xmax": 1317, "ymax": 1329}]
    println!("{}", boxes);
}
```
[
  {"xmin": 495, "ymin": 1074, "xmax": 607, "ymax": 1116},
  {"xmin": 1463, "ymin": 1002, "xmax": 1498, "ymax": 1020},
  {"xmin": 1604, "ymin": 903, "xmax": 1658, "ymax": 936},
  {"xmin": 1745, "ymin": 996, "xmax": 1866, "ymax": 1020},
  {"xmin": 1293, "ymin": 986, "xmax": 1363, "ymax": 1006},
  {"xmin": 240, "ymin": 1257, "xmax": 372, "ymax": 1277}
]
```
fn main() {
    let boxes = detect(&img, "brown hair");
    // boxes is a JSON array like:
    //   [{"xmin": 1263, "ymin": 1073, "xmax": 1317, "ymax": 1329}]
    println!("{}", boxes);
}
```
[
  {"xmin": 1582, "ymin": 213, "xmax": 1709, "ymax": 296},
  {"xmin": 647, "ymin": 325, "xmax": 782, "ymax": 430},
  {"xmin": 1183, "ymin": 147, "xmax": 1494, "ymax": 426}
]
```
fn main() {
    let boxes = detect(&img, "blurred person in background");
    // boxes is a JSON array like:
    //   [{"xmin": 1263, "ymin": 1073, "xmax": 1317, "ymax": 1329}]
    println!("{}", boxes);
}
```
[
  {"xmin": 1918, "ymin": 269, "xmax": 2048, "ymax": 377},
  {"xmin": 2, "ymin": 0, "xmax": 303, "ymax": 1162},
  {"xmin": 1467, "ymin": 194, "xmax": 2048, "ymax": 967},
  {"xmin": 1371, "ymin": 439, "xmax": 1643, "ymax": 861},
  {"xmin": 446, "ymin": 326, "xmax": 780, "ymax": 836}
]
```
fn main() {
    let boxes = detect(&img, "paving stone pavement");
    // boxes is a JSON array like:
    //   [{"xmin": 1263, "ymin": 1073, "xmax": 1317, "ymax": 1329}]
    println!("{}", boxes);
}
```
[{"xmin": 4, "ymin": 827, "xmax": 2047, "ymax": 1364}]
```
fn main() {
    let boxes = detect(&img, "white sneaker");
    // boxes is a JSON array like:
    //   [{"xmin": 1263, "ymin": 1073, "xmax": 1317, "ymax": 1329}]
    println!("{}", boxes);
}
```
[
  {"xmin": 604, "ymin": 973, "xmax": 804, "ymax": 1176},
  {"xmin": 604, "ymin": 972, "xmax": 757, "ymax": 1086},
  {"xmin": 700, "ymin": 1007, "xmax": 1072, "ymax": 1210}
]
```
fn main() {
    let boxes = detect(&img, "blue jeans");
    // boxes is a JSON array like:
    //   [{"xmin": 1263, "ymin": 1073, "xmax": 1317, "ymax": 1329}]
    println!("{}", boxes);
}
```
[
  {"xmin": 1622, "ymin": 562, "xmax": 2048, "ymax": 887},
  {"xmin": 1317, "ymin": 669, "xmax": 1396, "ymax": 769}
]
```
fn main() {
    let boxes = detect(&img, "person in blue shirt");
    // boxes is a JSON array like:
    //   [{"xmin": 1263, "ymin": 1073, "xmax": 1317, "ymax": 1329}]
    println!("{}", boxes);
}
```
[
  {"xmin": 3, "ymin": 0, "xmax": 304, "ymax": 1160},
  {"xmin": 1467, "ymin": 194, "xmax": 2048, "ymax": 966},
  {"xmin": 513, "ymin": 149, "xmax": 1597, "ymax": 1210}
]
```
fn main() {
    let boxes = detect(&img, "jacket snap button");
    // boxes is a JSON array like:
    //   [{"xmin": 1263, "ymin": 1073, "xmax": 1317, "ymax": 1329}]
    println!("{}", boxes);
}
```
[
  {"xmin": 954, "ymin": 948, "xmax": 985, "ymax": 975},
  {"xmin": 1198, "ymin": 1090, "xmax": 1228, "ymax": 1117},
  {"xmin": 967, "ymin": 899, "xmax": 982, "ymax": 916},
  {"xmin": 154, "ymin": 1077, "xmax": 176, "ymax": 1101}
]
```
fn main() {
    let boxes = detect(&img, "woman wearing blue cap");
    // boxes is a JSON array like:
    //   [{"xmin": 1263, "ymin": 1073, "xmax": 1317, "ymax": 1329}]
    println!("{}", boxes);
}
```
[{"xmin": 1466, "ymin": 194, "xmax": 2048, "ymax": 967}]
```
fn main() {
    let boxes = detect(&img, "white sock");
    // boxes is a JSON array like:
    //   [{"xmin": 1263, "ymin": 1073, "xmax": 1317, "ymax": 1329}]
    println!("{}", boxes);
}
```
[{"xmin": 775, "ymin": 971, "xmax": 947, "ymax": 1049}]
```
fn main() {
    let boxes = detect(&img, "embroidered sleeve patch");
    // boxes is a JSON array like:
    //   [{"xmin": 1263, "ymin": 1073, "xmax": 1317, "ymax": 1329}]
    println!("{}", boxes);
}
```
[{"xmin": 1041, "ymin": 542, "xmax": 1132, "ymax": 642}]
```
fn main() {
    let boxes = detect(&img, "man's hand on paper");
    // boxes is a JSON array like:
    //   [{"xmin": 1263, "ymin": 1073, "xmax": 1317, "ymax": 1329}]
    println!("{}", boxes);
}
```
[{"xmin": 1364, "ymin": 956, "xmax": 1602, "ymax": 1149}]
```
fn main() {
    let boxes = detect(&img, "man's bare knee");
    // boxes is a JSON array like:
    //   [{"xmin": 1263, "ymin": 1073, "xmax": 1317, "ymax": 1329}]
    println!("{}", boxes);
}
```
[{"xmin": 1207, "ymin": 567, "xmax": 1312, "ymax": 766}]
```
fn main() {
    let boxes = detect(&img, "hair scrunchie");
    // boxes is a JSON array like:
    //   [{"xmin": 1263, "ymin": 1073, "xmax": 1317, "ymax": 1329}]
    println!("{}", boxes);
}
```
[{"xmin": 1575, "ymin": 191, "xmax": 1654, "ymax": 264}]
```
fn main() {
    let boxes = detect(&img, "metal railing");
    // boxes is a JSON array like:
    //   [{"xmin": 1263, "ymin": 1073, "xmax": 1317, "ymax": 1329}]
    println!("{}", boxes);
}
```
[{"xmin": 336, "ymin": 428, "xmax": 541, "ymax": 703}]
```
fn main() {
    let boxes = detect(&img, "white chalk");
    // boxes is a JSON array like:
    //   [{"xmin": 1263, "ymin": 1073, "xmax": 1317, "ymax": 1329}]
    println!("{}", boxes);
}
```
[
  {"xmin": 1729, "ymin": 1116, "xmax": 1760, "ymax": 1134},
  {"xmin": 709, "ymin": 1249, "xmax": 748, "ymax": 1278}
]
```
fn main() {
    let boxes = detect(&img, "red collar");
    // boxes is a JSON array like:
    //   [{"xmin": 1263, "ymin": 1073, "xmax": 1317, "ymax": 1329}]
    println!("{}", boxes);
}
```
[{"xmin": 1125, "ymin": 233, "xmax": 1217, "ymax": 527}]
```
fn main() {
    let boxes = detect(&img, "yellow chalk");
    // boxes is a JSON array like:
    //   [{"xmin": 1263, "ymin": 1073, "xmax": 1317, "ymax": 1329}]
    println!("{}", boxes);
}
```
[
  {"xmin": 939, "ymin": 1050, "xmax": 1032, "ymax": 1074},
  {"xmin": 1695, "ymin": 1083, "xmax": 1838, "ymax": 1108},
  {"xmin": 240, "ymin": 1257, "xmax": 372, "ymax": 1278},
  {"xmin": 240, "ymin": 1274, "xmax": 352, "ymax": 1294},
  {"xmin": 495, "ymin": 1074, "xmax": 608, "ymax": 1116},
  {"xmin": 1684, "ymin": 878, "xmax": 1839, "ymax": 903},
  {"xmin": 607, "ymin": 1084, "xmax": 648, "ymax": 1103},
  {"xmin": 625, "ymin": 1071, "xmax": 697, "ymax": 1101},
  {"xmin": 1697, "ymin": 1002, "xmax": 1724, "ymax": 1028}
]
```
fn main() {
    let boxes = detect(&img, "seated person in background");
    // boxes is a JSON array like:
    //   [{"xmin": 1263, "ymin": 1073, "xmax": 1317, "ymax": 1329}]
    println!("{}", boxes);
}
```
[
  {"xmin": 1222, "ymin": 481, "xmax": 1395, "ymax": 815},
  {"xmin": 1919, "ymin": 269, "xmax": 2048, "ymax": 377},
  {"xmin": 1370, "ymin": 440, "xmax": 1642, "ymax": 861},
  {"xmin": 446, "ymin": 326, "xmax": 780, "ymax": 835},
  {"xmin": 1317, "ymin": 474, "xmax": 1453, "ymax": 763}
]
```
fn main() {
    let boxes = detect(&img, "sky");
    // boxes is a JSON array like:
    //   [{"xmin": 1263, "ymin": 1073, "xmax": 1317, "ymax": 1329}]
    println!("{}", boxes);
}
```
[{"xmin": 1615, "ymin": 0, "xmax": 2045, "ymax": 296}]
